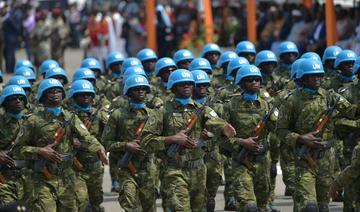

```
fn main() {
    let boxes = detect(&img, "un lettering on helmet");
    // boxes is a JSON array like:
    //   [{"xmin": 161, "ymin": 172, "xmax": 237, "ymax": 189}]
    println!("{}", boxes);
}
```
[
  {"xmin": 229, "ymin": 53, "xmax": 237, "ymax": 58},
  {"xmin": 12, "ymin": 86, "xmax": 22, "ymax": 92},
  {"xmin": 246, "ymin": 44, "xmax": 253, "ymax": 49},
  {"xmin": 196, "ymin": 74, "xmax": 206, "ymax": 80},
  {"xmin": 183, "ymin": 52, "xmax": 191, "ymax": 57},
  {"xmin": 89, "ymin": 61, "xmax": 96, "ymax": 65},
  {"xmin": 84, "ymin": 70, "xmax": 92, "ymax": 75},
  {"xmin": 49, "ymin": 79, "xmax": 58, "ymax": 84},
  {"xmin": 131, "ymin": 61, "xmax": 139, "ymax": 65},
  {"xmin": 135, "ymin": 77, "xmax": 145, "ymax": 83},
  {"xmin": 312, "ymin": 63, "xmax": 321, "ymax": 69},
  {"xmin": 249, "ymin": 67, "xmax": 258, "ymax": 72},
  {"xmin": 182, "ymin": 72, "xmax": 191, "ymax": 78},
  {"xmin": 267, "ymin": 53, "xmax": 275, "ymax": 58},
  {"xmin": 18, "ymin": 79, "xmax": 26, "ymax": 84},
  {"xmin": 164, "ymin": 59, "xmax": 172, "ymax": 64},
  {"xmin": 210, "ymin": 44, "xmax": 217, "ymax": 49},
  {"xmin": 199, "ymin": 61, "xmax": 206, "ymax": 66},
  {"xmin": 287, "ymin": 44, "xmax": 294, "ymax": 49},
  {"xmin": 146, "ymin": 52, "xmax": 154, "ymax": 56},
  {"xmin": 347, "ymin": 52, "xmax": 355, "ymax": 58},
  {"xmin": 82, "ymin": 83, "xmax": 91, "ymax": 89}
]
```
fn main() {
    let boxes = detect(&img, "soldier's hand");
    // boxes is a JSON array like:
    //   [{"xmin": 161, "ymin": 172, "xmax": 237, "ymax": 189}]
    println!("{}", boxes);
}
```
[
  {"xmin": 125, "ymin": 142, "xmax": 146, "ymax": 156},
  {"xmin": 239, "ymin": 136, "xmax": 259, "ymax": 151},
  {"xmin": 223, "ymin": 123, "xmax": 236, "ymax": 138},
  {"xmin": 0, "ymin": 151, "xmax": 15, "ymax": 168},
  {"xmin": 97, "ymin": 150, "xmax": 109, "ymax": 165},
  {"xmin": 201, "ymin": 130, "xmax": 215, "ymax": 139},
  {"xmin": 329, "ymin": 184, "xmax": 339, "ymax": 200},
  {"xmin": 297, "ymin": 131, "xmax": 322, "ymax": 148},
  {"xmin": 170, "ymin": 130, "xmax": 195, "ymax": 148},
  {"xmin": 38, "ymin": 145, "xmax": 62, "ymax": 163}
]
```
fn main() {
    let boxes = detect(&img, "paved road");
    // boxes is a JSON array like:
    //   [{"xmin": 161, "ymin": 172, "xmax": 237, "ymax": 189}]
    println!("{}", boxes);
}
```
[{"xmin": 8, "ymin": 48, "xmax": 343, "ymax": 212}]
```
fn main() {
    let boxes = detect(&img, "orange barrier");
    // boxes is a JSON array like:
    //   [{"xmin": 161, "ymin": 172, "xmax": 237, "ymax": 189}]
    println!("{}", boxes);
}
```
[
  {"xmin": 146, "ymin": 0, "xmax": 157, "ymax": 51},
  {"xmin": 204, "ymin": 0, "xmax": 214, "ymax": 43},
  {"xmin": 325, "ymin": 0, "xmax": 338, "ymax": 46},
  {"xmin": 247, "ymin": 0, "xmax": 257, "ymax": 43}
]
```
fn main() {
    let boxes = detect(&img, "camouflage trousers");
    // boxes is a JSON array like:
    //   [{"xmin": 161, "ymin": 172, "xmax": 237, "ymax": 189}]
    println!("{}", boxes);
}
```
[
  {"xmin": 232, "ymin": 152, "xmax": 271, "ymax": 212},
  {"xmin": 293, "ymin": 148, "xmax": 335, "ymax": 212},
  {"xmin": 31, "ymin": 169, "xmax": 77, "ymax": 212},
  {"xmin": 223, "ymin": 156, "xmax": 236, "ymax": 205},
  {"xmin": 75, "ymin": 161, "xmax": 104, "ymax": 212},
  {"xmin": 279, "ymin": 144, "xmax": 296, "ymax": 195},
  {"xmin": 0, "ymin": 172, "xmax": 30, "ymax": 205},
  {"xmin": 118, "ymin": 160, "xmax": 157, "ymax": 212},
  {"xmin": 162, "ymin": 161, "xmax": 207, "ymax": 212},
  {"xmin": 205, "ymin": 149, "xmax": 223, "ymax": 199},
  {"xmin": 268, "ymin": 132, "xmax": 280, "ymax": 203}
]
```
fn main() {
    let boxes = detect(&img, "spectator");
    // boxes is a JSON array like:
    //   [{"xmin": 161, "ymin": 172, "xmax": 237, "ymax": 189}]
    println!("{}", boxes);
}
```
[{"xmin": 69, "ymin": 2, "xmax": 81, "ymax": 48}]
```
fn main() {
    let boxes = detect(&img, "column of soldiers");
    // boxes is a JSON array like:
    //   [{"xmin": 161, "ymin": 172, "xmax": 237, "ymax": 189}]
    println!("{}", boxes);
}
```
[{"xmin": 0, "ymin": 39, "xmax": 359, "ymax": 212}]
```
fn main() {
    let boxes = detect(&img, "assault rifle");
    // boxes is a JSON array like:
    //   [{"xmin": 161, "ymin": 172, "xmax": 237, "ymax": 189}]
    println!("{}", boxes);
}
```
[
  {"xmin": 299, "ymin": 96, "xmax": 341, "ymax": 168},
  {"xmin": 234, "ymin": 91, "xmax": 293, "ymax": 170},
  {"xmin": 118, "ymin": 118, "xmax": 148, "ymax": 177}
]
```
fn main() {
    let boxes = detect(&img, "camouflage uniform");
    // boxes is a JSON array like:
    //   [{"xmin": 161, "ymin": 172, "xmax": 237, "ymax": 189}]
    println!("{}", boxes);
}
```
[
  {"xmin": 273, "ymin": 66, "xmax": 291, "ymax": 91},
  {"xmin": 102, "ymin": 104, "xmax": 157, "ymax": 212},
  {"xmin": 72, "ymin": 106, "xmax": 108, "ymax": 212},
  {"xmin": 104, "ymin": 77, "xmax": 122, "ymax": 100},
  {"xmin": 0, "ymin": 112, "xmax": 30, "ymax": 205},
  {"xmin": 141, "ymin": 99, "xmax": 227, "ymax": 212},
  {"xmin": 277, "ymin": 88, "xmax": 356, "ymax": 211},
  {"xmin": 30, "ymin": 18, "xmax": 51, "ymax": 68},
  {"xmin": 330, "ymin": 74, "xmax": 357, "ymax": 92},
  {"xmin": 50, "ymin": 16, "xmax": 69, "ymax": 67},
  {"xmin": 14, "ymin": 107, "xmax": 104, "ymax": 212},
  {"xmin": 221, "ymin": 94, "xmax": 274, "ymax": 211}
]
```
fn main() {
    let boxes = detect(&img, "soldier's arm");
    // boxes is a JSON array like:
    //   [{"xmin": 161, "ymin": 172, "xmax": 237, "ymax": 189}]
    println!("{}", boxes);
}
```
[
  {"xmin": 13, "ymin": 117, "xmax": 40, "ymax": 160},
  {"xmin": 333, "ymin": 144, "xmax": 360, "ymax": 188},
  {"xmin": 101, "ymin": 109, "xmax": 127, "ymax": 152},
  {"xmin": 72, "ymin": 115, "xmax": 104, "ymax": 153},
  {"xmin": 203, "ymin": 106, "xmax": 227, "ymax": 137},
  {"xmin": 276, "ymin": 98, "xmax": 299, "ymax": 148},
  {"xmin": 332, "ymin": 92, "xmax": 357, "ymax": 119}
]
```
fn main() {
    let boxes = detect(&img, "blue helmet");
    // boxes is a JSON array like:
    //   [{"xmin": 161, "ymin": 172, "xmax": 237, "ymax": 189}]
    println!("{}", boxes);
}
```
[
  {"xmin": 322, "ymin": 46, "xmax": 342, "ymax": 63},
  {"xmin": 189, "ymin": 58, "xmax": 212, "ymax": 73},
  {"xmin": 192, "ymin": 70, "xmax": 211, "ymax": 86},
  {"xmin": 123, "ymin": 67, "xmax": 147, "ymax": 81},
  {"xmin": 278, "ymin": 41, "xmax": 299, "ymax": 56},
  {"xmin": 123, "ymin": 75, "xmax": 151, "ymax": 96},
  {"xmin": 45, "ymin": 67, "xmax": 69, "ymax": 84},
  {"xmin": 291, "ymin": 58, "xmax": 305, "ymax": 80},
  {"xmin": 137, "ymin": 48, "xmax": 158, "ymax": 62},
  {"xmin": 235, "ymin": 65, "xmax": 262, "ymax": 85},
  {"xmin": 352, "ymin": 57, "xmax": 360, "ymax": 75},
  {"xmin": 334, "ymin": 50, "xmax": 357, "ymax": 69},
  {"xmin": 227, "ymin": 57, "xmax": 250, "ymax": 77},
  {"xmin": 81, "ymin": 58, "xmax": 102, "ymax": 72},
  {"xmin": 201, "ymin": 43, "xmax": 221, "ymax": 57},
  {"xmin": 167, "ymin": 69, "xmax": 195, "ymax": 89},
  {"xmin": 297, "ymin": 59, "xmax": 324, "ymax": 79},
  {"xmin": 155, "ymin": 57, "xmax": 177, "ymax": 76},
  {"xmin": 235, "ymin": 41, "xmax": 256, "ymax": 55},
  {"xmin": 0, "ymin": 85, "xmax": 27, "ymax": 105},
  {"xmin": 37, "ymin": 78, "xmax": 66, "ymax": 101},
  {"xmin": 7, "ymin": 76, "xmax": 32, "ymax": 90},
  {"xmin": 301, "ymin": 52, "xmax": 321, "ymax": 61},
  {"xmin": 173, "ymin": 49, "xmax": 194, "ymax": 64},
  {"xmin": 40, "ymin": 59, "xmax": 60, "ymax": 76},
  {"xmin": 70, "ymin": 79, "xmax": 96, "ymax": 98},
  {"xmin": 106, "ymin": 52, "xmax": 125, "ymax": 69},
  {"xmin": 121, "ymin": 57, "xmax": 143, "ymax": 74},
  {"xmin": 255, "ymin": 50, "xmax": 277, "ymax": 66},
  {"xmin": 14, "ymin": 67, "xmax": 36, "ymax": 81},
  {"xmin": 15, "ymin": 59, "xmax": 35, "ymax": 72},
  {"xmin": 217, "ymin": 51, "xmax": 238, "ymax": 68},
  {"xmin": 72, "ymin": 68, "xmax": 96, "ymax": 82}
]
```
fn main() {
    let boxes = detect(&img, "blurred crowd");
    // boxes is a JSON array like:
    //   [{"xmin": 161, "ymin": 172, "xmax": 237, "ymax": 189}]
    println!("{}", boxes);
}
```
[{"xmin": 0, "ymin": 0, "xmax": 359, "ymax": 74}]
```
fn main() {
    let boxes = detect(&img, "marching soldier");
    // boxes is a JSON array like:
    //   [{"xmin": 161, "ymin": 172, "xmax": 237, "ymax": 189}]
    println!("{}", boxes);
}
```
[
  {"xmin": 137, "ymin": 48, "xmax": 158, "ymax": 85},
  {"xmin": 330, "ymin": 50, "xmax": 357, "ymax": 91},
  {"xmin": 235, "ymin": 41, "xmax": 256, "ymax": 64},
  {"xmin": 173, "ymin": 49, "xmax": 194, "ymax": 70}
]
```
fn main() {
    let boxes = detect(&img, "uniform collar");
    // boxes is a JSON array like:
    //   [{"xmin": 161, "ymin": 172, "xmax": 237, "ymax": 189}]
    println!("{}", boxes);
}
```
[
  {"xmin": 4, "ymin": 111, "xmax": 23, "ymax": 123},
  {"xmin": 173, "ymin": 98, "xmax": 197, "ymax": 108}
]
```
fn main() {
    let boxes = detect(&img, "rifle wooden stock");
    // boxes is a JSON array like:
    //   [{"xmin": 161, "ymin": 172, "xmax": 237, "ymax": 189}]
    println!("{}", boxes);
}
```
[
  {"xmin": 303, "ymin": 154, "xmax": 316, "ymax": 168},
  {"xmin": 41, "ymin": 167, "xmax": 53, "ymax": 180},
  {"xmin": 254, "ymin": 121, "xmax": 265, "ymax": 137},
  {"xmin": 315, "ymin": 115, "xmax": 329, "ymax": 133},
  {"xmin": 0, "ymin": 173, "xmax": 5, "ymax": 184}
]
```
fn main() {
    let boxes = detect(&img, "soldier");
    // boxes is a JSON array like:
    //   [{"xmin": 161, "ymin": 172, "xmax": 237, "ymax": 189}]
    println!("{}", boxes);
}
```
[
  {"xmin": 81, "ymin": 58, "xmax": 107, "ymax": 94},
  {"xmin": 14, "ymin": 78, "xmax": 108, "ymax": 211},
  {"xmin": 322, "ymin": 46, "xmax": 342, "ymax": 90},
  {"xmin": 212, "ymin": 51, "xmax": 237, "ymax": 89},
  {"xmin": 14, "ymin": 67, "xmax": 37, "ymax": 86},
  {"xmin": 153, "ymin": 57, "xmax": 177, "ymax": 102},
  {"xmin": 140, "ymin": 69, "xmax": 236, "ymax": 212},
  {"xmin": 221, "ymin": 65, "xmax": 275, "ymax": 211},
  {"xmin": 14, "ymin": 60, "xmax": 36, "ymax": 74},
  {"xmin": 50, "ymin": 7, "xmax": 70, "ymax": 67},
  {"xmin": 274, "ymin": 41, "xmax": 299, "ymax": 91},
  {"xmin": 137, "ymin": 48, "xmax": 158, "ymax": 85},
  {"xmin": 69, "ymin": 80, "xmax": 107, "ymax": 212},
  {"xmin": 103, "ymin": 75, "xmax": 157, "ymax": 211},
  {"xmin": 192, "ymin": 70, "xmax": 223, "ymax": 212},
  {"xmin": 39, "ymin": 59, "xmax": 60, "ymax": 79},
  {"xmin": 201, "ymin": 43, "xmax": 222, "ymax": 70},
  {"xmin": 300, "ymin": 52, "xmax": 321, "ymax": 61},
  {"xmin": 173, "ymin": 49, "xmax": 194, "ymax": 70},
  {"xmin": 7, "ymin": 76, "xmax": 35, "ymax": 108},
  {"xmin": 45, "ymin": 67, "xmax": 69, "ymax": 87},
  {"xmin": 104, "ymin": 52, "xmax": 125, "ymax": 100},
  {"xmin": 330, "ymin": 50, "xmax": 357, "ymax": 91},
  {"xmin": 277, "ymin": 59, "xmax": 357, "ymax": 211},
  {"xmin": 0, "ymin": 85, "xmax": 29, "ymax": 205},
  {"xmin": 189, "ymin": 58, "xmax": 213, "ymax": 76},
  {"xmin": 235, "ymin": 41, "xmax": 256, "ymax": 64}
]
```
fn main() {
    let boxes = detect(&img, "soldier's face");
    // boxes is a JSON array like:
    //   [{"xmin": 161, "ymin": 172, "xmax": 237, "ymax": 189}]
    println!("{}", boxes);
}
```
[
  {"xmin": 44, "ymin": 88, "xmax": 63, "ymax": 105},
  {"xmin": 174, "ymin": 82, "xmax": 193, "ymax": 98},
  {"xmin": 280, "ymin": 52, "xmax": 298, "ymax": 64},
  {"xmin": 159, "ymin": 67, "xmax": 176, "ymax": 83},
  {"xmin": 129, "ymin": 86, "xmax": 147, "ymax": 103},
  {"xmin": 221, "ymin": 62, "xmax": 229, "ymax": 74},
  {"xmin": 324, "ymin": 60, "xmax": 335, "ymax": 70},
  {"xmin": 110, "ymin": 62, "xmax": 122, "ymax": 73},
  {"xmin": 259, "ymin": 62, "xmax": 277, "ymax": 75},
  {"xmin": 241, "ymin": 77, "xmax": 261, "ymax": 94},
  {"xmin": 74, "ymin": 92, "xmax": 94, "ymax": 107},
  {"xmin": 339, "ymin": 61, "xmax": 354, "ymax": 77},
  {"xmin": 205, "ymin": 52, "xmax": 220, "ymax": 65},
  {"xmin": 177, "ymin": 59, "xmax": 192, "ymax": 70},
  {"xmin": 92, "ymin": 69, "xmax": 101, "ymax": 78},
  {"xmin": 301, "ymin": 74, "xmax": 323, "ymax": 89},
  {"xmin": 4, "ymin": 95, "xmax": 25, "ymax": 113},
  {"xmin": 193, "ymin": 83, "xmax": 209, "ymax": 98},
  {"xmin": 239, "ymin": 53, "xmax": 255, "ymax": 64},
  {"xmin": 143, "ymin": 59, "xmax": 157, "ymax": 73}
]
